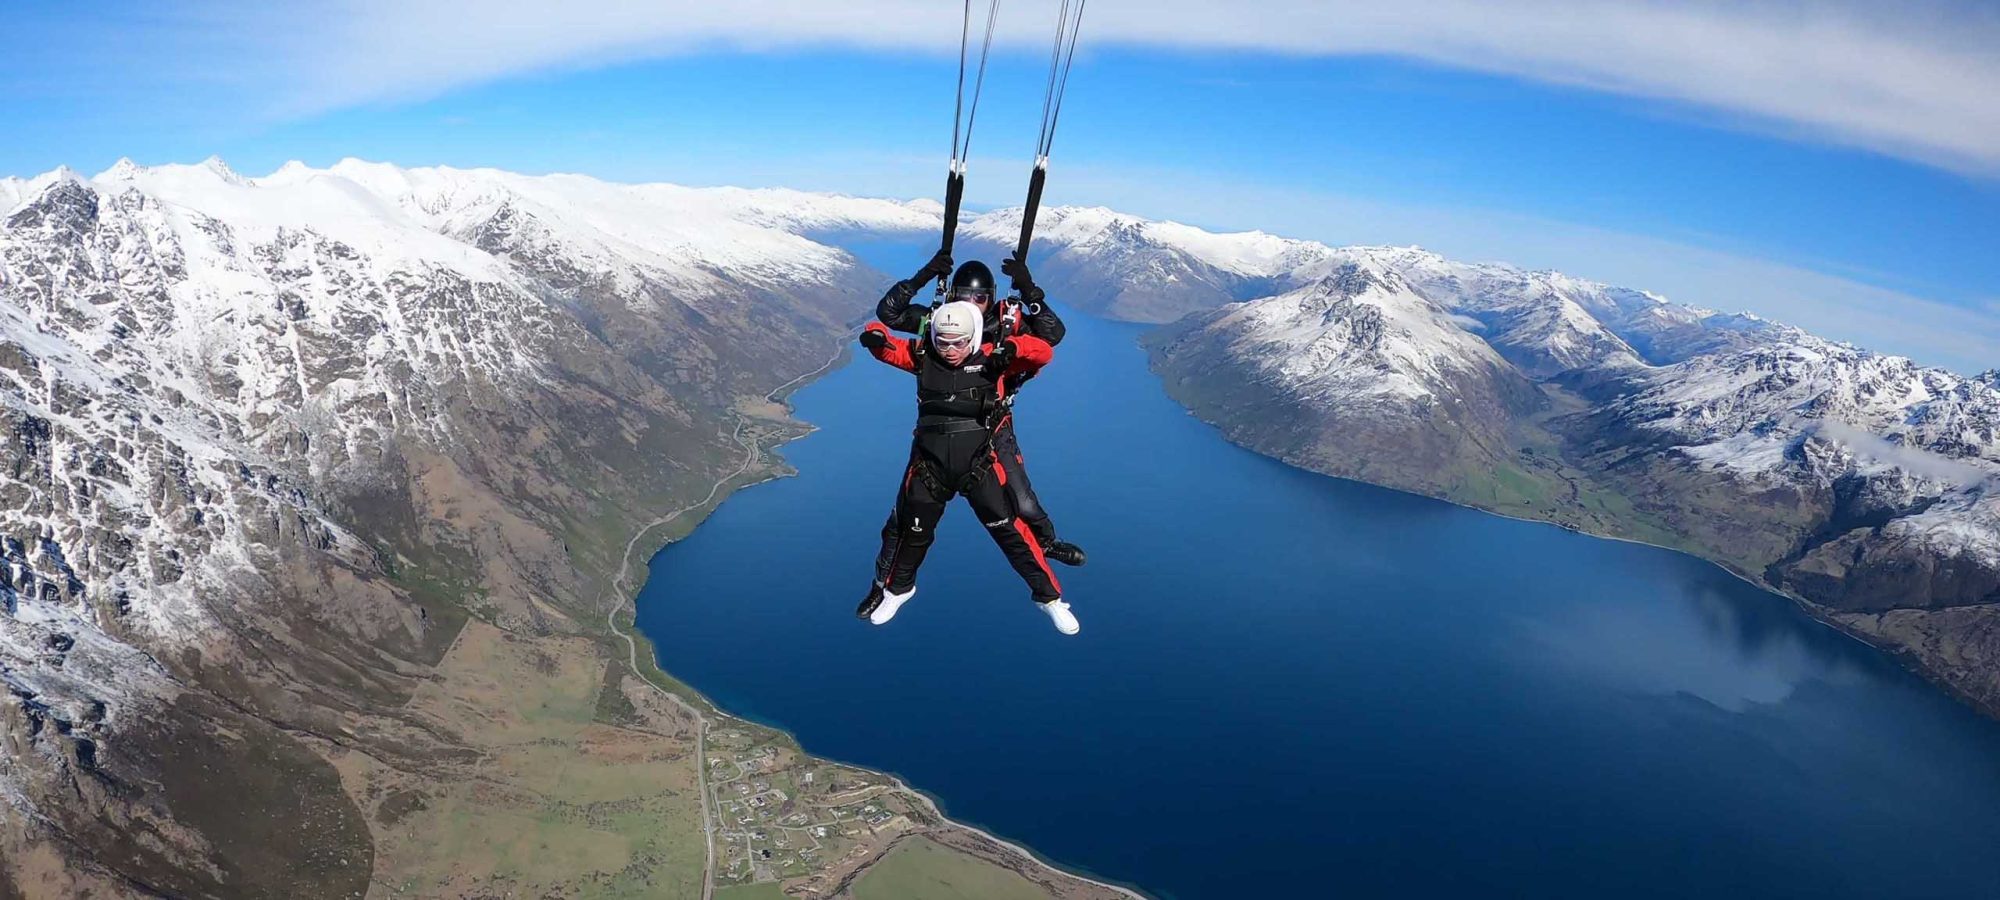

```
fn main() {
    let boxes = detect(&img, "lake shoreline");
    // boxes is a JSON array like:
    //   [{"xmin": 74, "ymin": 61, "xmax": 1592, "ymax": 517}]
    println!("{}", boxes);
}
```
[
  {"xmin": 620, "ymin": 341, "xmax": 1156, "ymax": 900},
  {"xmin": 1147, "ymin": 361, "xmax": 1998, "ymax": 725},
  {"xmin": 631, "ymin": 313, "xmax": 2000, "ymax": 899}
]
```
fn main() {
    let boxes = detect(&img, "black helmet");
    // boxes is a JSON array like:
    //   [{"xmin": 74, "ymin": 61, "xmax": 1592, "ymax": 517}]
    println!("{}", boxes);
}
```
[{"xmin": 949, "ymin": 261, "xmax": 995, "ymax": 306}]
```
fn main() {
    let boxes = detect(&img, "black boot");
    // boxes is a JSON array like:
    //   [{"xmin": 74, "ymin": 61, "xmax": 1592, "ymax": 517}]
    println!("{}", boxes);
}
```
[
  {"xmin": 1044, "ymin": 540, "xmax": 1087, "ymax": 567},
  {"xmin": 856, "ymin": 582, "xmax": 885, "ymax": 619}
]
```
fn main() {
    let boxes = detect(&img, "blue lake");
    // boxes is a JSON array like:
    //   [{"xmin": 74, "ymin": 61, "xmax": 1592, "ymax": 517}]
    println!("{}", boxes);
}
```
[{"xmin": 636, "ymin": 311, "xmax": 2000, "ymax": 899}]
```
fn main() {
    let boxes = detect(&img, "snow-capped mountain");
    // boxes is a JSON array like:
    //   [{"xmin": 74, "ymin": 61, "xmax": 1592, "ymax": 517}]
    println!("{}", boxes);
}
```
[
  {"xmin": 1117, "ymin": 212, "xmax": 2000, "ymax": 715},
  {"xmin": 1575, "ymin": 330, "xmax": 2000, "ymax": 623},
  {"xmin": 968, "ymin": 206, "xmax": 1793, "ymax": 373},
  {"xmin": 957, "ymin": 205, "xmax": 1330, "ymax": 323},
  {"xmin": 1601, "ymin": 335, "xmax": 2000, "ymax": 471},
  {"xmin": 1148, "ymin": 259, "xmax": 1542, "ymax": 488},
  {"xmin": 3, "ymin": 158, "xmax": 1996, "ymax": 888},
  {"xmin": 0, "ymin": 159, "xmax": 890, "ymax": 892}
]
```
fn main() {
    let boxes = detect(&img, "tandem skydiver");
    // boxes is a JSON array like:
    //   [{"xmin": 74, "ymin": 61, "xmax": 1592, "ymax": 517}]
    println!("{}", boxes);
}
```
[
  {"xmin": 874, "ymin": 248, "xmax": 1087, "ymax": 568},
  {"xmin": 854, "ymin": 300, "xmax": 1080, "ymax": 635}
]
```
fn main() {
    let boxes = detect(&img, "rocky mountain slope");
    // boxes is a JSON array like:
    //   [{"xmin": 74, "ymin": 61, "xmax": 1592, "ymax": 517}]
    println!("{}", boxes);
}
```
[
  {"xmin": 0, "ymin": 160, "xmax": 1129, "ymax": 898},
  {"xmin": 1122, "ymin": 232, "xmax": 2000, "ymax": 716}
]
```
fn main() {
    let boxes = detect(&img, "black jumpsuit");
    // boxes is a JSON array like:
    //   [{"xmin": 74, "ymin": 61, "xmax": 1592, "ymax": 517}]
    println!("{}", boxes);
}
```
[
  {"xmin": 863, "ymin": 323, "xmax": 1063, "ymax": 603},
  {"xmin": 875, "ymin": 277, "xmax": 1068, "ymax": 548}
]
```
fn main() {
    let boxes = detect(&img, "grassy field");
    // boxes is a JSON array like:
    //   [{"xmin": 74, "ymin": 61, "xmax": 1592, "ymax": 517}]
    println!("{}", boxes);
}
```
[
  {"xmin": 851, "ymin": 838, "xmax": 1059, "ymax": 900},
  {"xmin": 335, "ymin": 620, "xmax": 710, "ymax": 899},
  {"xmin": 714, "ymin": 884, "xmax": 792, "ymax": 900}
]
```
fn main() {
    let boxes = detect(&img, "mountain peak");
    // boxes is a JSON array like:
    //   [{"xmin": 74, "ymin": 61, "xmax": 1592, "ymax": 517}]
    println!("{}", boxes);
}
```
[
  {"xmin": 97, "ymin": 157, "xmax": 145, "ymax": 181},
  {"xmin": 199, "ymin": 156, "xmax": 248, "ymax": 185},
  {"xmin": 1313, "ymin": 261, "xmax": 1402, "ymax": 300},
  {"xmin": 268, "ymin": 160, "xmax": 315, "ymax": 180},
  {"xmin": 1, "ymin": 166, "xmax": 85, "ymax": 216}
]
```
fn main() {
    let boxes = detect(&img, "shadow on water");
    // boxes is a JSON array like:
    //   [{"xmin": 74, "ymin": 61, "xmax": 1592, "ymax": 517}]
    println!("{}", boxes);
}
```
[{"xmin": 637, "ymin": 307, "xmax": 2000, "ymax": 900}]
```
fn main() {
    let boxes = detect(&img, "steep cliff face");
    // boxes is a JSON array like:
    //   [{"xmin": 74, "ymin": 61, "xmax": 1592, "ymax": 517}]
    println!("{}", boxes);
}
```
[{"xmin": 0, "ymin": 160, "xmax": 877, "ymax": 894}]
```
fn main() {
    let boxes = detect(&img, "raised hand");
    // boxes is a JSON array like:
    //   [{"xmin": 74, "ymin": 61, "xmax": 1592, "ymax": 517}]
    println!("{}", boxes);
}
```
[
  {"xmin": 1000, "ymin": 253, "xmax": 1033, "ymax": 288},
  {"xmin": 914, "ymin": 248, "xmax": 953, "ymax": 285}
]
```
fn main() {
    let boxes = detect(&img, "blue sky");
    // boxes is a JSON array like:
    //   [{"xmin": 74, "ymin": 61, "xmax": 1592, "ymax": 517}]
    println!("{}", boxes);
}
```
[{"xmin": 6, "ymin": 1, "xmax": 1997, "ymax": 372}]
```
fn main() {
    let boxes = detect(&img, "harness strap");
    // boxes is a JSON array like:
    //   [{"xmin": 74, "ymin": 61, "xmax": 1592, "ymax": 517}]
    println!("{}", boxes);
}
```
[{"xmin": 915, "ymin": 419, "xmax": 989, "ymax": 435}]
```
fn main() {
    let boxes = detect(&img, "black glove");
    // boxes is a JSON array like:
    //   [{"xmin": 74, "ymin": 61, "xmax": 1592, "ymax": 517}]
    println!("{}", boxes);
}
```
[
  {"xmin": 986, "ymin": 338, "xmax": 1018, "ymax": 370},
  {"xmin": 1000, "ymin": 253, "xmax": 1034, "ymax": 289},
  {"xmin": 912, "ymin": 248, "xmax": 953, "ymax": 285},
  {"xmin": 858, "ymin": 328, "xmax": 889, "ymax": 351},
  {"xmin": 1002, "ymin": 254, "xmax": 1045, "ymax": 306}
]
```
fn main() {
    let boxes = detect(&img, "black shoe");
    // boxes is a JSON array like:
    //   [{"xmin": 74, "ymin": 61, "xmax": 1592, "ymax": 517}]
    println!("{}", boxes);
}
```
[
  {"xmin": 856, "ymin": 583, "xmax": 885, "ymax": 620},
  {"xmin": 1044, "ymin": 540, "xmax": 1087, "ymax": 567}
]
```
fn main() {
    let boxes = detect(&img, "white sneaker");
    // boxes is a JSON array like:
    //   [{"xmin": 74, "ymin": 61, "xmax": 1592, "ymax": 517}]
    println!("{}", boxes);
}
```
[
  {"xmin": 1039, "ymin": 599, "xmax": 1080, "ymax": 635},
  {"xmin": 870, "ymin": 586, "xmax": 916, "ymax": 625}
]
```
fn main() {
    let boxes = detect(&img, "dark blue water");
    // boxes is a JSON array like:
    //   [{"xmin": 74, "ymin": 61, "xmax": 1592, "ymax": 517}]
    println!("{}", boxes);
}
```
[{"xmin": 636, "ymin": 312, "xmax": 2000, "ymax": 899}]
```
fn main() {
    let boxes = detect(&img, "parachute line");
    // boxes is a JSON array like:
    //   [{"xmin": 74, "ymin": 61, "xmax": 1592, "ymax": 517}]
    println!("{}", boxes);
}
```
[
  {"xmin": 1036, "ymin": 0, "xmax": 1087, "ymax": 158},
  {"xmin": 952, "ymin": 0, "xmax": 1004, "ymax": 165},
  {"xmin": 1016, "ymin": 0, "xmax": 1087, "ymax": 260}
]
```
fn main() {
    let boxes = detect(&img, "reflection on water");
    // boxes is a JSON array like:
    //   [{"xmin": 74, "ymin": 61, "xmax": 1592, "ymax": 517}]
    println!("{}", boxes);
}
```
[{"xmin": 1519, "ymin": 582, "xmax": 1865, "ymax": 712}]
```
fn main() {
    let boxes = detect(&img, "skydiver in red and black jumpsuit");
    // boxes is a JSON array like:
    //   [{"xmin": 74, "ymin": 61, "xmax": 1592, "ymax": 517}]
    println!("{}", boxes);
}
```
[
  {"xmin": 854, "ymin": 297, "xmax": 1080, "ymax": 635},
  {"xmin": 873, "ymin": 249, "xmax": 1088, "ymax": 568}
]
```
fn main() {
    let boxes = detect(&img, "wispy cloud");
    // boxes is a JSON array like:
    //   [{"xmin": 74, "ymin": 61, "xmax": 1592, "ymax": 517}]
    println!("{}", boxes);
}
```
[
  {"xmin": 1808, "ymin": 420, "xmax": 1995, "ymax": 488},
  {"xmin": 212, "ymin": 0, "xmax": 2000, "ymax": 176}
]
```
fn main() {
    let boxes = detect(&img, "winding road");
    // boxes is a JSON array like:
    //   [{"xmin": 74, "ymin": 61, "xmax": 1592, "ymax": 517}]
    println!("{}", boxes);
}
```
[{"xmin": 603, "ymin": 342, "xmax": 846, "ymax": 900}]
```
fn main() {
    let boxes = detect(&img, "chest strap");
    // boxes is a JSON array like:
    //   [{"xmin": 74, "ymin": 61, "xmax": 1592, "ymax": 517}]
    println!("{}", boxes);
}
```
[{"xmin": 915, "ymin": 419, "xmax": 991, "ymax": 435}]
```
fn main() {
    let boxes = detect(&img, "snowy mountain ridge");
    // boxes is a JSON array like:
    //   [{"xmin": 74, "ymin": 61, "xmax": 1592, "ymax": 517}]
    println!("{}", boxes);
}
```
[
  {"xmin": 1124, "ymin": 202, "xmax": 2000, "ymax": 717},
  {"xmin": 0, "ymin": 156, "xmax": 887, "ymax": 660},
  {"xmin": 1007, "ymin": 197, "xmax": 1993, "ymax": 480},
  {"xmin": 0, "ymin": 158, "xmax": 889, "ymax": 891}
]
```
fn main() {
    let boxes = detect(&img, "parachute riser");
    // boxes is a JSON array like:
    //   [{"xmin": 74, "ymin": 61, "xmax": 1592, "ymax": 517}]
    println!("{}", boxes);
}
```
[
  {"xmin": 942, "ymin": 0, "xmax": 998, "ymax": 298},
  {"xmin": 1014, "ymin": 159, "xmax": 1049, "ymax": 266},
  {"xmin": 938, "ymin": 168, "xmax": 967, "ymax": 297}
]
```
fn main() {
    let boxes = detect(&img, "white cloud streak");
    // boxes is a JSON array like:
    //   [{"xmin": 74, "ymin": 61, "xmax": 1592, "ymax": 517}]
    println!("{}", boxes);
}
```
[
  {"xmin": 1808, "ymin": 420, "xmax": 1995, "ymax": 488},
  {"xmin": 261, "ymin": 0, "xmax": 2000, "ymax": 174}
]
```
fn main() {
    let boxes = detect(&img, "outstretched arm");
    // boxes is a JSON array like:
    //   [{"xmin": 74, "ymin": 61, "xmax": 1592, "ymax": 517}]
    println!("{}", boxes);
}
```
[
  {"xmin": 878, "ymin": 248, "xmax": 953, "ymax": 334},
  {"xmin": 860, "ymin": 323, "xmax": 918, "ymax": 373}
]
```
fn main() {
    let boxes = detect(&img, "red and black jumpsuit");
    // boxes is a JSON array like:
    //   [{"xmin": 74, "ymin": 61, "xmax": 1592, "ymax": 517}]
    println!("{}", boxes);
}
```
[
  {"xmin": 875, "ymin": 278, "xmax": 1069, "ymax": 549},
  {"xmin": 862, "ymin": 322, "xmax": 1063, "ymax": 603}
]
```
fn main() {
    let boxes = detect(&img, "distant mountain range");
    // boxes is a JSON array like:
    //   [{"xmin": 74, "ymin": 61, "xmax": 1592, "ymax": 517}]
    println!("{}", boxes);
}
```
[
  {"xmin": 2, "ymin": 159, "xmax": 1995, "ymax": 892},
  {"xmin": 1121, "ymin": 237, "xmax": 2000, "ymax": 717},
  {"xmin": 914, "ymin": 202, "xmax": 2000, "ymax": 719}
]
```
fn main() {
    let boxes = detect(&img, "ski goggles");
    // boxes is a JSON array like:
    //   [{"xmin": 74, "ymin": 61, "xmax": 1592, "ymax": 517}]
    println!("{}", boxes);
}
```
[
  {"xmin": 950, "ymin": 288, "xmax": 994, "ymax": 306},
  {"xmin": 932, "ymin": 332, "xmax": 976, "ymax": 353}
]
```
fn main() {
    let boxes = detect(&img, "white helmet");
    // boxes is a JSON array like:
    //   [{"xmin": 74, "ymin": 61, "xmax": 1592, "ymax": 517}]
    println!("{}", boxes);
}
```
[{"xmin": 930, "ymin": 301, "xmax": 984, "ymax": 353}]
